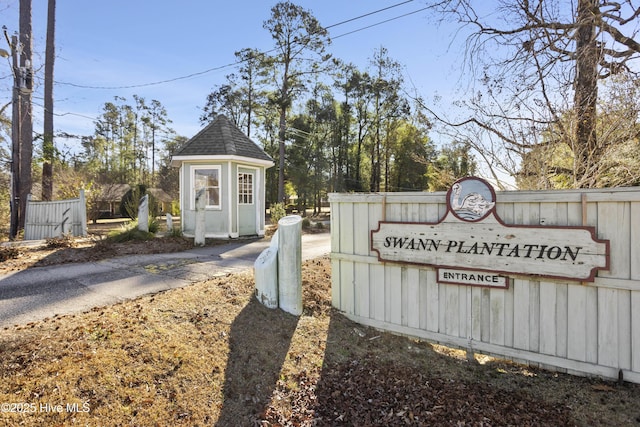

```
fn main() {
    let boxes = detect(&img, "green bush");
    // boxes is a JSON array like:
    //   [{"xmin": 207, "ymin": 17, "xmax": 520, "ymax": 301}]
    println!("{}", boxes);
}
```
[
  {"xmin": 167, "ymin": 227, "xmax": 183, "ymax": 237},
  {"xmin": 170, "ymin": 200, "xmax": 181, "ymax": 217},
  {"xmin": 301, "ymin": 218, "xmax": 311, "ymax": 229},
  {"xmin": 120, "ymin": 184, "xmax": 160, "ymax": 219},
  {"xmin": 270, "ymin": 203, "xmax": 286, "ymax": 225},
  {"xmin": 107, "ymin": 222, "xmax": 155, "ymax": 242},
  {"xmin": 148, "ymin": 217, "xmax": 160, "ymax": 234}
]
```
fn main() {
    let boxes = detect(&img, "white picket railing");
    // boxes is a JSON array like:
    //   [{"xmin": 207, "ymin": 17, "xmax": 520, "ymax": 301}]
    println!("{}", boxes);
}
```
[
  {"xmin": 329, "ymin": 187, "xmax": 640, "ymax": 383},
  {"xmin": 24, "ymin": 190, "xmax": 87, "ymax": 240}
]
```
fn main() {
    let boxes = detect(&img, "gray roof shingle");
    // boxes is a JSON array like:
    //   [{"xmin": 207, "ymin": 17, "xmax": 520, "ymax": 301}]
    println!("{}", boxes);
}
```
[{"xmin": 173, "ymin": 115, "xmax": 273, "ymax": 164}]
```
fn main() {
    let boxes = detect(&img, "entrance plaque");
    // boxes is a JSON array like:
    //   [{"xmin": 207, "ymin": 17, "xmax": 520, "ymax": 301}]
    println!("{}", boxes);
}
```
[{"xmin": 371, "ymin": 177, "xmax": 610, "ymax": 283}]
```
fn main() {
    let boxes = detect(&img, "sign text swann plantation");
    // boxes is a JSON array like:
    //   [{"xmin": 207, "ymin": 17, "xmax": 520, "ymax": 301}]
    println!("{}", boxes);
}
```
[{"xmin": 371, "ymin": 177, "xmax": 610, "ymax": 284}]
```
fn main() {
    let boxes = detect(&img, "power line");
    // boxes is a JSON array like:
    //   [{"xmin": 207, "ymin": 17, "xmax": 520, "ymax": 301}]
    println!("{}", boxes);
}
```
[
  {"xmin": 55, "ymin": 62, "xmax": 238, "ymax": 90},
  {"xmin": 31, "ymin": 100, "xmax": 97, "ymax": 121},
  {"xmin": 54, "ymin": 1, "xmax": 424, "ymax": 91},
  {"xmin": 325, "ymin": 0, "xmax": 415, "ymax": 30},
  {"xmin": 332, "ymin": 7, "xmax": 429, "ymax": 40}
]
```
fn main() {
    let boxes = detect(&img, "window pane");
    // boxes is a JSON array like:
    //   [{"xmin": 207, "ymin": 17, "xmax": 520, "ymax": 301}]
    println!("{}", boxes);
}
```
[
  {"xmin": 194, "ymin": 167, "xmax": 221, "ymax": 208},
  {"xmin": 195, "ymin": 169, "xmax": 217, "ymax": 186},
  {"xmin": 238, "ymin": 173, "xmax": 254, "ymax": 205},
  {"xmin": 195, "ymin": 173, "xmax": 207, "ymax": 189},
  {"xmin": 208, "ymin": 188, "xmax": 219, "ymax": 206},
  {"xmin": 207, "ymin": 170, "xmax": 218, "ymax": 187}
]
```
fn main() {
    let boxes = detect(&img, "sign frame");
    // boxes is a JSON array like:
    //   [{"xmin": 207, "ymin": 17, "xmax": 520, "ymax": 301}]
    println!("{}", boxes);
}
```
[
  {"xmin": 370, "ymin": 177, "xmax": 610, "ymax": 283},
  {"xmin": 437, "ymin": 268, "xmax": 509, "ymax": 289}
]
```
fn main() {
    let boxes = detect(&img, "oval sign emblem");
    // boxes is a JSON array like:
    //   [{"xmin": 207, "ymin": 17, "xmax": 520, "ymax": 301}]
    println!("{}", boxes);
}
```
[{"xmin": 447, "ymin": 177, "xmax": 496, "ymax": 222}]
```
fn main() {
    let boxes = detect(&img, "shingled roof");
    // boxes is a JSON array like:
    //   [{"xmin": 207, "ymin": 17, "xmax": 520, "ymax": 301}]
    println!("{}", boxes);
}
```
[{"xmin": 172, "ymin": 115, "xmax": 273, "ymax": 165}]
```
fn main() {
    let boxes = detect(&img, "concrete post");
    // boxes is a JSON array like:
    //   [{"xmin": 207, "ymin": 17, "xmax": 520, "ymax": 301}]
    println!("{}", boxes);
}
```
[
  {"xmin": 254, "ymin": 246, "xmax": 278, "ymax": 308},
  {"xmin": 166, "ymin": 213, "xmax": 173, "ymax": 233},
  {"xmin": 278, "ymin": 215, "xmax": 302, "ymax": 315},
  {"xmin": 194, "ymin": 188, "xmax": 206, "ymax": 246},
  {"xmin": 254, "ymin": 229, "xmax": 279, "ymax": 309},
  {"xmin": 138, "ymin": 194, "xmax": 149, "ymax": 232}
]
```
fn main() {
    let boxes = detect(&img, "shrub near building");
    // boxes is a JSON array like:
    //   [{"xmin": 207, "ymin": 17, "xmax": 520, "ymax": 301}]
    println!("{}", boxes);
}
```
[{"xmin": 119, "ymin": 184, "xmax": 159, "ymax": 219}]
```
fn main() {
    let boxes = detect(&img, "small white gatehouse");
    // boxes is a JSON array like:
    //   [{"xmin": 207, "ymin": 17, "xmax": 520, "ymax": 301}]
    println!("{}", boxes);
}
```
[{"xmin": 171, "ymin": 115, "xmax": 274, "ymax": 238}]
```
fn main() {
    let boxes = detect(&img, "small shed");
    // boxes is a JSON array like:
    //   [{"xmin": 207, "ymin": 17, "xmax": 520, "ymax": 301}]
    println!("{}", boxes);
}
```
[
  {"xmin": 147, "ymin": 188, "xmax": 174, "ymax": 214},
  {"xmin": 94, "ymin": 184, "xmax": 175, "ymax": 218},
  {"xmin": 171, "ymin": 115, "xmax": 274, "ymax": 238}
]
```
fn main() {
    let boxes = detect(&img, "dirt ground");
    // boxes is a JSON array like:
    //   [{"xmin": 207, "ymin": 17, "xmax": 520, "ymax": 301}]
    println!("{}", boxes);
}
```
[{"xmin": 1, "ymin": 229, "xmax": 640, "ymax": 425}]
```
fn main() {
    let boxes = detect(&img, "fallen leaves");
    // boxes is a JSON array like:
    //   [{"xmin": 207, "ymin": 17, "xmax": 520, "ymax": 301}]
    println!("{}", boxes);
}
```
[{"xmin": 0, "ymin": 253, "xmax": 639, "ymax": 426}]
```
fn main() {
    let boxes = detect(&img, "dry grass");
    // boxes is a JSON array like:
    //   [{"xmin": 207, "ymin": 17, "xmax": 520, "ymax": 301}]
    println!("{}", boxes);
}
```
[{"xmin": 0, "ymin": 256, "xmax": 639, "ymax": 426}]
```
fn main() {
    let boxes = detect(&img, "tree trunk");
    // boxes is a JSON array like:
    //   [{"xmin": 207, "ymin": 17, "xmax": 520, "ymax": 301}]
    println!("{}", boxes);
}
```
[
  {"xmin": 42, "ymin": 0, "xmax": 55, "ymax": 201},
  {"xmin": 355, "ymin": 123, "xmax": 363, "ymax": 191},
  {"xmin": 278, "ymin": 106, "xmax": 286, "ymax": 203},
  {"xmin": 277, "ymin": 63, "xmax": 289, "ymax": 203},
  {"xmin": 573, "ymin": 0, "xmax": 599, "ymax": 187}
]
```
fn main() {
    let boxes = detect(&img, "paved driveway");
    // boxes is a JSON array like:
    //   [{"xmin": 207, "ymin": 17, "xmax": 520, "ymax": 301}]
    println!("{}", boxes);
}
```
[{"xmin": 0, "ymin": 233, "xmax": 331, "ymax": 328}]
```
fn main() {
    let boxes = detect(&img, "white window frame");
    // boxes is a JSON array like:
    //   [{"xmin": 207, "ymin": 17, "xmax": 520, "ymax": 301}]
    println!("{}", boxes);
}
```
[
  {"xmin": 238, "ymin": 172, "xmax": 254, "ymax": 205},
  {"xmin": 190, "ymin": 165, "xmax": 222, "ymax": 210}
]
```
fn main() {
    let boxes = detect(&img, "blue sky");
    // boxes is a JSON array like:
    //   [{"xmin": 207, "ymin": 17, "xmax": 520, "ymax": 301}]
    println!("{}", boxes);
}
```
[{"xmin": 1, "ymin": 1, "xmax": 469, "ymax": 156}]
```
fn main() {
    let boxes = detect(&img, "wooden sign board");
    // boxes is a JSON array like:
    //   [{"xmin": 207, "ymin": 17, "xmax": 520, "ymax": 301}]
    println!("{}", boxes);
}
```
[
  {"xmin": 438, "ymin": 268, "xmax": 508, "ymax": 288},
  {"xmin": 371, "ymin": 177, "xmax": 610, "ymax": 283}
]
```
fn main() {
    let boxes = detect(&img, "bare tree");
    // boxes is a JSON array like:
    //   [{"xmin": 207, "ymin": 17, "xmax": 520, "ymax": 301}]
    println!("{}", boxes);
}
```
[{"xmin": 427, "ymin": 0, "xmax": 640, "ymax": 188}]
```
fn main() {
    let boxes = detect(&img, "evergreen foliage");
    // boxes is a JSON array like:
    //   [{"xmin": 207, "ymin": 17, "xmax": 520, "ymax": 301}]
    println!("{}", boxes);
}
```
[{"xmin": 119, "ymin": 184, "xmax": 159, "ymax": 220}]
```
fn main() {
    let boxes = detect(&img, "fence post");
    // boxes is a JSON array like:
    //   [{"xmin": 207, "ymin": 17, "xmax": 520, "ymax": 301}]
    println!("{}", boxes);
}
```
[
  {"xmin": 79, "ymin": 189, "xmax": 87, "ymax": 237},
  {"xmin": 278, "ymin": 215, "xmax": 303, "ymax": 315},
  {"xmin": 23, "ymin": 194, "xmax": 32, "ymax": 240}
]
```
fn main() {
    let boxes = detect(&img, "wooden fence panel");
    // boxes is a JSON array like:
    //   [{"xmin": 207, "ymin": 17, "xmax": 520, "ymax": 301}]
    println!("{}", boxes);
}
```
[
  {"xmin": 425, "ymin": 269, "xmax": 439, "ymax": 332},
  {"xmin": 632, "ymin": 202, "xmax": 640, "ymax": 280},
  {"xmin": 539, "ymin": 281, "xmax": 557, "ymax": 355},
  {"xmin": 632, "ymin": 291, "xmax": 640, "ymax": 372},
  {"xmin": 329, "ymin": 187, "xmax": 640, "ymax": 383},
  {"xmin": 567, "ymin": 283, "xmax": 588, "ymax": 362},
  {"xmin": 371, "ymin": 263, "xmax": 385, "ymax": 322},
  {"xmin": 24, "ymin": 191, "xmax": 87, "ymax": 240},
  {"xmin": 354, "ymin": 262, "xmax": 370, "ymax": 319},
  {"xmin": 598, "ymin": 201, "xmax": 631, "ymax": 279}
]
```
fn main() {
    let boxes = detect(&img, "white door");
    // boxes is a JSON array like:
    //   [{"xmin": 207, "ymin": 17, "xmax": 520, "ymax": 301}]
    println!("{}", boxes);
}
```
[{"xmin": 237, "ymin": 169, "xmax": 256, "ymax": 236}]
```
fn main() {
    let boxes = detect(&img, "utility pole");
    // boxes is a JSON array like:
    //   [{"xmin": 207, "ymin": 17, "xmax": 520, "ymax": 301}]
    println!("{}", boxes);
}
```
[
  {"xmin": 3, "ymin": 29, "xmax": 21, "ymax": 240},
  {"xmin": 4, "ymin": 14, "xmax": 33, "ymax": 240},
  {"xmin": 18, "ymin": 0, "xmax": 33, "ymax": 232},
  {"xmin": 11, "ymin": 34, "xmax": 21, "ymax": 240}
]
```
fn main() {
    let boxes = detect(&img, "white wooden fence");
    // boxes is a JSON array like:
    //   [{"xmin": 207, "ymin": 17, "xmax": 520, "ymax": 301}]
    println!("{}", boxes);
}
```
[
  {"xmin": 329, "ymin": 187, "xmax": 640, "ymax": 383},
  {"xmin": 24, "ymin": 190, "xmax": 87, "ymax": 240}
]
